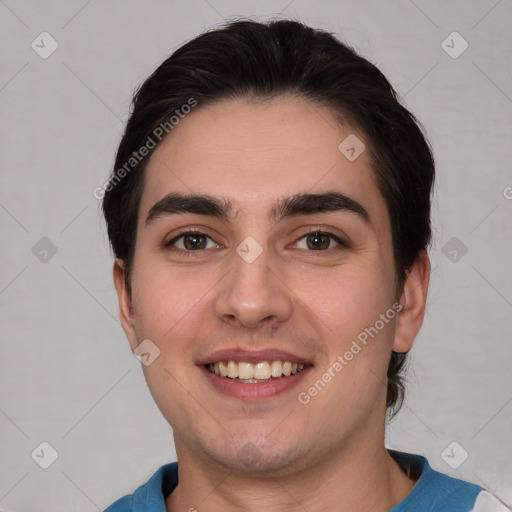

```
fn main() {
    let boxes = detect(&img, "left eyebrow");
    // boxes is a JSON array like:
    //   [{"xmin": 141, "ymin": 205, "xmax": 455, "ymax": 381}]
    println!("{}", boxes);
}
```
[
  {"xmin": 270, "ymin": 191, "xmax": 370, "ymax": 225},
  {"xmin": 145, "ymin": 191, "xmax": 370, "ymax": 226}
]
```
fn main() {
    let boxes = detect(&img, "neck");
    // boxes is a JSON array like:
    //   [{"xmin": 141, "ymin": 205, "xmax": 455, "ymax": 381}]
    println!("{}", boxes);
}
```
[{"xmin": 166, "ymin": 435, "xmax": 416, "ymax": 512}]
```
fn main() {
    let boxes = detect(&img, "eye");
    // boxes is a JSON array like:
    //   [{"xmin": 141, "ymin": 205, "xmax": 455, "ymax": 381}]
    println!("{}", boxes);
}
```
[
  {"xmin": 165, "ymin": 230, "xmax": 220, "ymax": 251},
  {"xmin": 294, "ymin": 230, "xmax": 346, "ymax": 251}
]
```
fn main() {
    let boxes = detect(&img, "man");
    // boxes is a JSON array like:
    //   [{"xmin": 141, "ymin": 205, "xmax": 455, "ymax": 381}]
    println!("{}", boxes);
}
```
[{"xmin": 102, "ymin": 18, "xmax": 509, "ymax": 512}]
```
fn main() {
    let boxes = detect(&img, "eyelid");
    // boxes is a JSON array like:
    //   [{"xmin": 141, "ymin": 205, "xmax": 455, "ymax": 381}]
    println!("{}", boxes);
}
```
[
  {"xmin": 292, "ymin": 228, "xmax": 349, "ymax": 250},
  {"xmin": 164, "ymin": 228, "xmax": 221, "ymax": 249},
  {"xmin": 294, "ymin": 225, "xmax": 350, "ymax": 244}
]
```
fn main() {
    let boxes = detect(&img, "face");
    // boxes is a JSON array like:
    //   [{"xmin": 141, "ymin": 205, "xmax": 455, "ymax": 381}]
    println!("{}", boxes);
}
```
[{"xmin": 115, "ymin": 95, "xmax": 426, "ymax": 476}]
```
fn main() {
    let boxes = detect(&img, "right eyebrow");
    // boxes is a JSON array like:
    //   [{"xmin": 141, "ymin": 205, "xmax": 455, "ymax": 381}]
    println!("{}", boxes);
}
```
[{"xmin": 145, "ymin": 193, "xmax": 234, "ymax": 225}]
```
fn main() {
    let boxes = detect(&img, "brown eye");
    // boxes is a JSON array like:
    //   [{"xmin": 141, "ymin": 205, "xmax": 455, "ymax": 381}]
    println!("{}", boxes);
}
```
[
  {"xmin": 182, "ymin": 233, "xmax": 207, "ymax": 250},
  {"xmin": 295, "ymin": 231, "xmax": 345, "ymax": 251},
  {"xmin": 165, "ymin": 231, "xmax": 218, "ymax": 251},
  {"xmin": 306, "ymin": 232, "xmax": 331, "ymax": 250}
]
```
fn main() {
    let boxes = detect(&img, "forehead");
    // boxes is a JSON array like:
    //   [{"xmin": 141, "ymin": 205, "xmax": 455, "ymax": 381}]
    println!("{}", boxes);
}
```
[{"xmin": 139, "ymin": 95, "xmax": 387, "ymax": 225}]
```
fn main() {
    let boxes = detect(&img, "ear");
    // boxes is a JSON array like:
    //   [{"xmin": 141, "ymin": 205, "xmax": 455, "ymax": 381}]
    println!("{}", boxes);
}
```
[
  {"xmin": 393, "ymin": 250, "xmax": 430, "ymax": 353},
  {"xmin": 113, "ymin": 258, "xmax": 139, "ymax": 352}
]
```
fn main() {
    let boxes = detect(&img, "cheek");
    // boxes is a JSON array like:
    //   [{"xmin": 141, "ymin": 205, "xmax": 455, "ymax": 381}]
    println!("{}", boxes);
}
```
[
  {"xmin": 294, "ymin": 264, "xmax": 395, "ymax": 344},
  {"xmin": 130, "ymin": 264, "xmax": 210, "ymax": 343}
]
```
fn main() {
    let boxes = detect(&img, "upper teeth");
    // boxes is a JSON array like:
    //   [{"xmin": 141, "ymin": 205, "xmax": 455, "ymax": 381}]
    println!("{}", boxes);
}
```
[{"xmin": 207, "ymin": 360, "xmax": 305, "ymax": 380}]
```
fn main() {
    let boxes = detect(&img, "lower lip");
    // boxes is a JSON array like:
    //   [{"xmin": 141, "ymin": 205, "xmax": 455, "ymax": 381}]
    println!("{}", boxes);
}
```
[{"xmin": 200, "ymin": 365, "xmax": 311, "ymax": 400}]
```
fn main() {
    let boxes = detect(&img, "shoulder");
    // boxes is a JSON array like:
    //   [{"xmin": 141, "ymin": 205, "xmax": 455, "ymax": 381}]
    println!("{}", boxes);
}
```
[
  {"xmin": 389, "ymin": 450, "xmax": 511, "ymax": 511},
  {"xmin": 389, "ymin": 450, "xmax": 482, "ymax": 511},
  {"xmin": 103, "ymin": 462, "xmax": 179, "ymax": 512}
]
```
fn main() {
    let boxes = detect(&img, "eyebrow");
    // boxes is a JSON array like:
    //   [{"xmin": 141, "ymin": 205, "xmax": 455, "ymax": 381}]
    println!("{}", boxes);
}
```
[{"xmin": 145, "ymin": 191, "xmax": 371, "ymax": 226}]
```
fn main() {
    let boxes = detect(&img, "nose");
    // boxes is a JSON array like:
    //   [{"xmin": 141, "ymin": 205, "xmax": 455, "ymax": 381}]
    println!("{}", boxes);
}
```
[{"xmin": 214, "ymin": 245, "xmax": 293, "ymax": 329}]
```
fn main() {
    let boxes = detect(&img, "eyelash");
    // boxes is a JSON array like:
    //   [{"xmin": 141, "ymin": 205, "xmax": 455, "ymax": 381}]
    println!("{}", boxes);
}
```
[{"xmin": 163, "ymin": 228, "xmax": 349, "ymax": 256}]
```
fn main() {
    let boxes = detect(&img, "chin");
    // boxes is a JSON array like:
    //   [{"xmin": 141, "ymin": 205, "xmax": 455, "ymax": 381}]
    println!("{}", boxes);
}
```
[{"xmin": 202, "ymin": 437, "xmax": 315, "ymax": 478}]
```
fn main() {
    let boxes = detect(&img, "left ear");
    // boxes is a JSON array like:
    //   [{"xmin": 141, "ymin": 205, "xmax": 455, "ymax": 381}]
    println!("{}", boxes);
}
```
[{"xmin": 393, "ymin": 250, "xmax": 430, "ymax": 353}]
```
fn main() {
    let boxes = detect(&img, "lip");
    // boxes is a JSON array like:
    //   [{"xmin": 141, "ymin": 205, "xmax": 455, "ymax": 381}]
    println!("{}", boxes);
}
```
[
  {"xmin": 199, "ymin": 364, "xmax": 312, "ymax": 400},
  {"xmin": 196, "ymin": 347, "xmax": 313, "ymax": 366}
]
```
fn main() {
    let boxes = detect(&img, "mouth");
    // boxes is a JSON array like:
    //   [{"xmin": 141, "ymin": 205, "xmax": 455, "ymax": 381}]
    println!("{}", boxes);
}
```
[
  {"xmin": 205, "ymin": 360, "xmax": 306, "ymax": 383},
  {"xmin": 198, "ymin": 349, "xmax": 313, "ymax": 400}
]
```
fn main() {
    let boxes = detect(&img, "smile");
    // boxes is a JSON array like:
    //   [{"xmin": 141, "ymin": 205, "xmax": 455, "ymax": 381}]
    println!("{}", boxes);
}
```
[{"xmin": 206, "ymin": 360, "xmax": 306, "ymax": 382}]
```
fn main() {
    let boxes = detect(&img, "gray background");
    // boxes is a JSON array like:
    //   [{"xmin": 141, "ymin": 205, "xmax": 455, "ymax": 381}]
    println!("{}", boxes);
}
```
[{"xmin": 1, "ymin": 0, "xmax": 511, "ymax": 510}]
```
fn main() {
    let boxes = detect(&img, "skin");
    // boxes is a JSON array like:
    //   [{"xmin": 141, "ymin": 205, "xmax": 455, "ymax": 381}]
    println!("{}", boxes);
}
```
[{"xmin": 114, "ymin": 95, "xmax": 430, "ymax": 512}]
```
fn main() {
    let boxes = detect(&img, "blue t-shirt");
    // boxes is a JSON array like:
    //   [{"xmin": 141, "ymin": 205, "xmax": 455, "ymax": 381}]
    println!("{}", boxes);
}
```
[{"xmin": 103, "ymin": 450, "xmax": 494, "ymax": 512}]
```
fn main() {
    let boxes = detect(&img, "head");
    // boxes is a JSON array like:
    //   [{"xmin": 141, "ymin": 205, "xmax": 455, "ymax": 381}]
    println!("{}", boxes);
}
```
[{"xmin": 103, "ymin": 19, "xmax": 433, "ymax": 473}]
